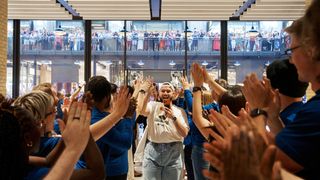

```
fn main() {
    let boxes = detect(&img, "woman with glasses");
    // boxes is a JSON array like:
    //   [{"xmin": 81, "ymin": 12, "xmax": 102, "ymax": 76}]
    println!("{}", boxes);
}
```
[{"xmin": 13, "ymin": 91, "xmax": 105, "ymax": 180}]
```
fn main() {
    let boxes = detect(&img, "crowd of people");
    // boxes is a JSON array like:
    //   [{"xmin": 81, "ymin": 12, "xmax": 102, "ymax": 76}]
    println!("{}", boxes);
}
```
[
  {"xmin": 1, "ymin": 1, "xmax": 320, "ymax": 180},
  {"xmin": 8, "ymin": 26, "xmax": 290, "ymax": 53}
]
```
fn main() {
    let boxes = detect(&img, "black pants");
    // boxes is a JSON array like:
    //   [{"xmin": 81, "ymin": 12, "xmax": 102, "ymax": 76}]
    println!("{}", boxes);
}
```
[
  {"xmin": 106, "ymin": 174, "xmax": 127, "ymax": 180},
  {"xmin": 184, "ymin": 145, "xmax": 195, "ymax": 180}
]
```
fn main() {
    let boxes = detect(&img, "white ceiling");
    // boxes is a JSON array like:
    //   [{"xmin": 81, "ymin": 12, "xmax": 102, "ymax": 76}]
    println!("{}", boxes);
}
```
[
  {"xmin": 68, "ymin": 0, "xmax": 150, "ymax": 20},
  {"xmin": 7, "ymin": 0, "xmax": 306, "ymax": 20},
  {"xmin": 240, "ymin": 0, "xmax": 305, "ymax": 20},
  {"xmin": 8, "ymin": 0, "xmax": 73, "ymax": 19}
]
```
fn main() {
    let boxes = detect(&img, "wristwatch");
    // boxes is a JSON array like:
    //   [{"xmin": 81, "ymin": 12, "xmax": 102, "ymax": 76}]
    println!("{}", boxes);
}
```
[
  {"xmin": 250, "ymin": 108, "xmax": 268, "ymax": 119},
  {"xmin": 192, "ymin": 86, "xmax": 202, "ymax": 93},
  {"xmin": 172, "ymin": 116, "xmax": 177, "ymax": 122},
  {"xmin": 139, "ymin": 89, "xmax": 146, "ymax": 94}
]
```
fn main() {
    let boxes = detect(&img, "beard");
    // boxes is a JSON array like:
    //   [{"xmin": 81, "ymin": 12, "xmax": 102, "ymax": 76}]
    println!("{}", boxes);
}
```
[{"xmin": 159, "ymin": 96, "xmax": 172, "ymax": 102}]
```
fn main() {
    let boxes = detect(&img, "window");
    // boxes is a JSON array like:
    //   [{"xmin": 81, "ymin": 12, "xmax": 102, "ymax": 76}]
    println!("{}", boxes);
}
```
[
  {"xmin": 227, "ymin": 21, "xmax": 292, "ymax": 84},
  {"xmin": 91, "ymin": 21, "xmax": 125, "ymax": 85},
  {"xmin": 187, "ymin": 21, "xmax": 221, "ymax": 84},
  {"xmin": 7, "ymin": 20, "xmax": 13, "ymax": 97},
  {"xmin": 20, "ymin": 20, "xmax": 85, "ymax": 96},
  {"xmin": 125, "ymin": 21, "xmax": 185, "ymax": 85}
]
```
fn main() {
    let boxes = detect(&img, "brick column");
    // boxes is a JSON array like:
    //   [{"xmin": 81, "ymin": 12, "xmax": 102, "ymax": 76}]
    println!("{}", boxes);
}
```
[
  {"xmin": 305, "ymin": 0, "xmax": 312, "ymax": 7},
  {"xmin": 0, "ymin": 0, "xmax": 8, "ymax": 95}
]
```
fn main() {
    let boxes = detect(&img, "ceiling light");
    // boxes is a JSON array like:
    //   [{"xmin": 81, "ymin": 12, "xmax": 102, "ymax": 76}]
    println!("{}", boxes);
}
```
[
  {"xmin": 265, "ymin": 60, "xmax": 270, "ymax": 67},
  {"xmin": 234, "ymin": 61, "xmax": 241, "ymax": 67},
  {"xmin": 137, "ymin": 60, "xmax": 144, "ymax": 66},
  {"xmin": 169, "ymin": 60, "xmax": 176, "ymax": 66},
  {"xmin": 201, "ymin": 60, "xmax": 208, "ymax": 66}
]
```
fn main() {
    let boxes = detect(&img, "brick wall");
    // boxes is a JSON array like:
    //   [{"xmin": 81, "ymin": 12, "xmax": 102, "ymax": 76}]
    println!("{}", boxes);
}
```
[{"xmin": 0, "ymin": 0, "xmax": 7, "ymax": 95}]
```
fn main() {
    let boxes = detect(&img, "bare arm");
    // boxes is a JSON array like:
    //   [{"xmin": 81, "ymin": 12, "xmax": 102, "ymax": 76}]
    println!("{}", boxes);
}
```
[
  {"xmin": 276, "ymin": 148, "xmax": 303, "ymax": 173},
  {"xmin": 70, "ymin": 87, "xmax": 82, "ymax": 102},
  {"xmin": 192, "ymin": 91, "xmax": 212, "ymax": 139},
  {"xmin": 136, "ymin": 79, "xmax": 153, "ymax": 117},
  {"xmin": 203, "ymin": 69, "xmax": 227, "ymax": 99},
  {"xmin": 172, "ymin": 111, "xmax": 189, "ymax": 137},
  {"xmin": 191, "ymin": 63, "xmax": 212, "ymax": 139},
  {"xmin": 44, "ymin": 102, "xmax": 91, "ymax": 180}
]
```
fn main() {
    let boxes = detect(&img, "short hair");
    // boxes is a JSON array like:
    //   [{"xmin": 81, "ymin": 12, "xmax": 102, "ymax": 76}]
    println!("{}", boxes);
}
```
[
  {"xmin": 33, "ymin": 83, "xmax": 55, "ymax": 98},
  {"xmin": 267, "ymin": 59, "xmax": 308, "ymax": 97},
  {"xmin": 13, "ymin": 91, "xmax": 54, "ymax": 122},
  {"xmin": 285, "ymin": 18, "xmax": 303, "ymax": 39},
  {"xmin": 302, "ymin": 0, "xmax": 320, "ymax": 61},
  {"xmin": 218, "ymin": 85, "xmax": 246, "ymax": 116},
  {"xmin": 110, "ymin": 83, "xmax": 118, "ymax": 95},
  {"xmin": 85, "ymin": 76, "xmax": 111, "ymax": 103}
]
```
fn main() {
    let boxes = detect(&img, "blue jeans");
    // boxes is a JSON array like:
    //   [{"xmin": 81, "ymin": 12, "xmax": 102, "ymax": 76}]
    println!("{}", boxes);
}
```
[
  {"xmin": 191, "ymin": 145, "xmax": 210, "ymax": 180},
  {"xmin": 143, "ymin": 141, "xmax": 183, "ymax": 180}
]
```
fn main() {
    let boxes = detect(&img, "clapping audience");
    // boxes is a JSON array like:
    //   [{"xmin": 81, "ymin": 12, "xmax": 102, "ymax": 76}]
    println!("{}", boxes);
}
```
[{"xmin": 1, "ymin": 1, "xmax": 320, "ymax": 180}]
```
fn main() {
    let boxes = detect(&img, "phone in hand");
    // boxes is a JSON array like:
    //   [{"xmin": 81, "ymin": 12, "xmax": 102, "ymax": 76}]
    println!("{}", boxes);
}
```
[{"xmin": 163, "ymin": 99, "xmax": 171, "ymax": 109}]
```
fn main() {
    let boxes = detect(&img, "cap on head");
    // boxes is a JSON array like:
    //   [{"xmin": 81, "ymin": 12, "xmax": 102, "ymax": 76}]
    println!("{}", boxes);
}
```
[{"xmin": 160, "ymin": 82, "xmax": 175, "ymax": 91}]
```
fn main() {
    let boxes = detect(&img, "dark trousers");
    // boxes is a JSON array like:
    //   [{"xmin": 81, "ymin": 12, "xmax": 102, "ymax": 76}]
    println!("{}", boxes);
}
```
[
  {"xmin": 184, "ymin": 145, "xmax": 195, "ymax": 180},
  {"xmin": 106, "ymin": 174, "xmax": 127, "ymax": 180}
]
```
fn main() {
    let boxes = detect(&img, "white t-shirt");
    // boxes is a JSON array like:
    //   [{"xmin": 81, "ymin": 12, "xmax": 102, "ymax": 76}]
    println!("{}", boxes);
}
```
[{"xmin": 146, "ymin": 101, "xmax": 189, "ymax": 143}]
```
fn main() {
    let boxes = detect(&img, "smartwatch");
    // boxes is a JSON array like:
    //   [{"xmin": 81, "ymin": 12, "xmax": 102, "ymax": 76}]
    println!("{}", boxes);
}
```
[
  {"xmin": 192, "ymin": 86, "xmax": 202, "ymax": 93},
  {"xmin": 250, "ymin": 108, "xmax": 268, "ymax": 119}
]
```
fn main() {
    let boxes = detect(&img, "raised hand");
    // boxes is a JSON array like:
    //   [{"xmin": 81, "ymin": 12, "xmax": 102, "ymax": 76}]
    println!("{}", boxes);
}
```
[
  {"xmin": 140, "ymin": 76, "xmax": 154, "ymax": 93},
  {"xmin": 191, "ymin": 63, "xmax": 205, "ymax": 87},
  {"xmin": 112, "ymin": 86, "xmax": 132, "ymax": 117},
  {"xmin": 242, "ymin": 73, "xmax": 273, "ymax": 110},
  {"xmin": 203, "ymin": 66, "xmax": 214, "ymax": 84},
  {"xmin": 62, "ymin": 102, "xmax": 91, "ymax": 153},
  {"xmin": 180, "ymin": 76, "xmax": 190, "ymax": 90},
  {"xmin": 203, "ymin": 126, "xmax": 281, "ymax": 180}
]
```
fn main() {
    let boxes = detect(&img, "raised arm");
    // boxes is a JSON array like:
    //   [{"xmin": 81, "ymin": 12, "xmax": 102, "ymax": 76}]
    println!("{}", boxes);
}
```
[
  {"xmin": 180, "ymin": 76, "xmax": 193, "ymax": 112},
  {"xmin": 70, "ymin": 83, "xmax": 85, "ymax": 102},
  {"xmin": 44, "ymin": 102, "xmax": 92, "ymax": 180},
  {"xmin": 191, "ymin": 63, "xmax": 213, "ymax": 139},
  {"xmin": 203, "ymin": 68, "xmax": 227, "ymax": 100},
  {"xmin": 90, "ymin": 86, "xmax": 131, "ymax": 141},
  {"xmin": 136, "ymin": 78, "xmax": 153, "ymax": 117}
]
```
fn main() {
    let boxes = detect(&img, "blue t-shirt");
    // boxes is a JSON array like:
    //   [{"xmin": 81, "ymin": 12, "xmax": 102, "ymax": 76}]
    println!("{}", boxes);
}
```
[
  {"xmin": 184, "ymin": 90, "xmax": 219, "ymax": 146},
  {"xmin": 276, "ymin": 90, "xmax": 320, "ymax": 179},
  {"xmin": 25, "ymin": 137, "xmax": 60, "ymax": 179},
  {"xmin": 89, "ymin": 107, "xmax": 134, "ymax": 176},
  {"xmin": 25, "ymin": 167, "xmax": 50, "ymax": 180},
  {"xmin": 280, "ymin": 101, "xmax": 304, "ymax": 126},
  {"xmin": 34, "ymin": 137, "xmax": 60, "ymax": 157}
]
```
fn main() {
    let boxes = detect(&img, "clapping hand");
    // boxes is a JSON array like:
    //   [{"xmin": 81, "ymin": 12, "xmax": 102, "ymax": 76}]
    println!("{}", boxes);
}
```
[{"xmin": 62, "ymin": 102, "xmax": 91, "ymax": 154}]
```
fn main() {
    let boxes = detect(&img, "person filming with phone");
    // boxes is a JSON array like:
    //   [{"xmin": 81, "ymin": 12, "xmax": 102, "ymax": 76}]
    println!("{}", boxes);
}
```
[{"xmin": 139, "ymin": 81, "xmax": 189, "ymax": 180}]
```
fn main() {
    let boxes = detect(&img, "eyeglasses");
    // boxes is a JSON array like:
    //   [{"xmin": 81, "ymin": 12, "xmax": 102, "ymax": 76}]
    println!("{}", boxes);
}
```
[{"xmin": 284, "ymin": 45, "xmax": 301, "ymax": 56}]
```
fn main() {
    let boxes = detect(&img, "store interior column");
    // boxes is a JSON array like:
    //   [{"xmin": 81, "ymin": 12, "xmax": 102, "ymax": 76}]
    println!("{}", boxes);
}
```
[{"xmin": 0, "ymin": 0, "xmax": 8, "ymax": 95}]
